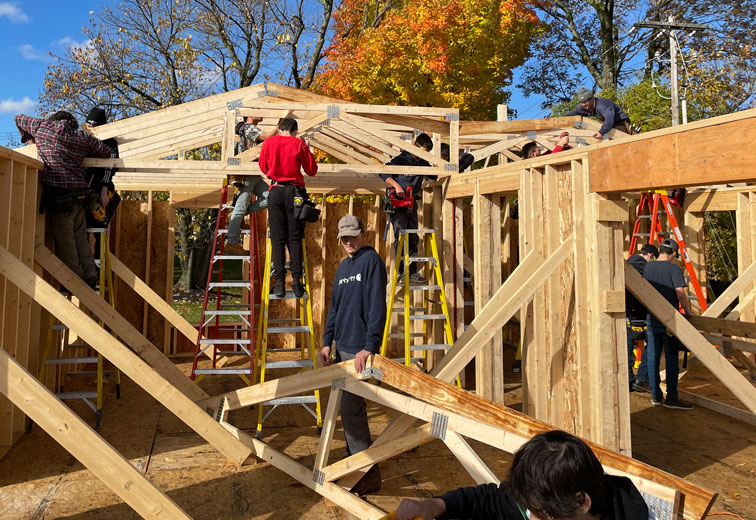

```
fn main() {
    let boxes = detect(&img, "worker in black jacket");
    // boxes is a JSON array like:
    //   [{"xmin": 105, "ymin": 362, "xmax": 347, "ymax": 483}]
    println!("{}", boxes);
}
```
[
  {"xmin": 396, "ymin": 430, "xmax": 651, "ymax": 520},
  {"xmin": 83, "ymin": 107, "xmax": 119, "ymax": 224},
  {"xmin": 567, "ymin": 88, "xmax": 633, "ymax": 140},
  {"xmin": 320, "ymin": 215, "xmax": 387, "ymax": 496},
  {"xmin": 627, "ymin": 244, "xmax": 658, "ymax": 393},
  {"xmin": 380, "ymin": 133, "xmax": 435, "ymax": 283}
]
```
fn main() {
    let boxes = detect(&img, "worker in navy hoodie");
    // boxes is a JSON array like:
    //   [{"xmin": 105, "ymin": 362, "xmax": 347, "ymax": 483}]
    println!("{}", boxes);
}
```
[{"xmin": 320, "ymin": 215, "xmax": 387, "ymax": 496}]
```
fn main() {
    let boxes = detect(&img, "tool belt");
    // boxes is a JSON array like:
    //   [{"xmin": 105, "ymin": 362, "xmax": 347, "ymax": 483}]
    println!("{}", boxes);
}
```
[
  {"xmin": 41, "ymin": 187, "xmax": 89, "ymax": 214},
  {"xmin": 292, "ymin": 186, "xmax": 320, "ymax": 223}
]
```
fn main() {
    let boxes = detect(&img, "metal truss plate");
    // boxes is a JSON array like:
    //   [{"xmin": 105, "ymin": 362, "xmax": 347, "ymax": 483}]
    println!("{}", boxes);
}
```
[
  {"xmin": 444, "ymin": 113, "xmax": 459, "ymax": 121},
  {"xmin": 573, "ymin": 121, "xmax": 587, "ymax": 129},
  {"xmin": 430, "ymin": 411, "xmax": 449, "ymax": 441},
  {"xmin": 331, "ymin": 377, "xmax": 346, "ymax": 391},
  {"xmin": 527, "ymin": 130, "xmax": 537, "ymax": 140},
  {"xmin": 257, "ymin": 88, "xmax": 278, "ymax": 98},
  {"xmin": 214, "ymin": 396, "xmax": 226, "ymax": 422},
  {"xmin": 360, "ymin": 366, "xmax": 384, "ymax": 380},
  {"xmin": 400, "ymin": 133, "xmax": 413, "ymax": 141},
  {"xmin": 327, "ymin": 105, "xmax": 340, "ymax": 118},
  {"xmin": 227, "ymin": 157, "xmax": 241, "ymax": 166},
  {"xmin": 313, "ymin": 469, "xmax": 325, "ymax": 485},
  {"xmin": 641, "ymin": 492, "xmax": 674, "ymax": 520},
  {"xmin": 444, "ymin": 163, "xmax": 458, "ymax": 172},
  {"xmin": 226, "ymin": 99, "xmax": 242, "ymax": 110}
]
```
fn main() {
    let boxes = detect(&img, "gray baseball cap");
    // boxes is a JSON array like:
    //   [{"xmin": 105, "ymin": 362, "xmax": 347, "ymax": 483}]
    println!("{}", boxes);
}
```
[
  {"xmin": 577, "ymin": 88, "xmax": 595, "ymax": 103},
  {"xmin": 337, "ymin": 215, "xmax": 363, "ymax": 238}
]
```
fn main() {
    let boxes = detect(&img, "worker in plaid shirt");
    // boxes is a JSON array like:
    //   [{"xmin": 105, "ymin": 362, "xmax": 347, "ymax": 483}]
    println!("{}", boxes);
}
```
[{"xmin": 16, "ymin": 111, "xmax": 113, "ymax": 288}]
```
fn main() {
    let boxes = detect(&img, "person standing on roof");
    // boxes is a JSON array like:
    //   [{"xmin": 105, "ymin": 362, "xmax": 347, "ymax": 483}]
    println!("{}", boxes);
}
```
[
  {"xmin": 626, "ymin": 244, "xmax": 658, "ymax": 394},
  {"xmin": 16, "ymin": 111, "xmax": 113, "ymax": 289},
  {"xmin": 320, "ymin": 215, "xmax": 387, "ymax": 496},
  {"xmin": 259, "ymin": 117, "xmax": 318, "ymax": 298},
  {"xmin": 642, "ymin": 238, "xmax": 694, "ymax": 410},
  {"xmin": 567, "ymin": 88, "xmax": 634, "ymax": 140},
  {"xmin": 225, "ymin": 116, "xmax": 283, "ymax": 256},
  {"xmin": 380, "ymin": 133, "xmax": 435, "ymax": 283}
]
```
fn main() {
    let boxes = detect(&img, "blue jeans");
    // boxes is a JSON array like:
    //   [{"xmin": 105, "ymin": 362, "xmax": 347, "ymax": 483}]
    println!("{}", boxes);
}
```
[
  {"xmin": 646, "ymin": 318, "xmax": 680, "ymax": 401},
  {"xmin": 227, "ymin": 178, "xmax": 269, "ymax": 245},
  {"xmin": 626, "ymin": 324, "xmax": 648, "ymax": 383}
]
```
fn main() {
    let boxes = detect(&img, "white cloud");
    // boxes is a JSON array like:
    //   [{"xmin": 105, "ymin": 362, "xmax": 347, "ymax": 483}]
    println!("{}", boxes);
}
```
[
  {"xmin": 56, "ymin": 36, "xmax": 93, "ymax": 52},
  {"xmin": 18, "ymin": 43, "xmax": 55, "ymax": 62},
  {"xmin": 0, "ymin": 96, "xmax": 37, "ymax": 114},
  {"xmin": 0, "ymin": 3, "xmax": 29, "ymax": 23}
]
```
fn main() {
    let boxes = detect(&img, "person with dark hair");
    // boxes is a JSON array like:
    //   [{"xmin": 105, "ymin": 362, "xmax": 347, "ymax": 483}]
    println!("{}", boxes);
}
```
[
  {"xmin": 15, "ymin": 111, "xmax": 114, "ymax": 288},
  {"xmin": 567, "ymin": 88, "xmax": 633, "ymax": 140},
  {"xmin": 395, "ymin": 430, "xmax": 651, "ymax": 520},
  {"xmin": 522, "ymin": 132, "xmax": 571, "ymax": 159},
  {"xmin": 380, "ymin": 133, "xmax": 436, "ymax": 283},
  {"xmin": 440, "ymin": 143, "xmax": 475, "ymax": 172},
  {"xmin": 626, "ymin": 244, "xmax": 658, "ymax": 393},
  {"xmin": 259, "ymin": 117, "xmax": 318, "ymax": 298},
  {"xmin": 320, "ymin": 215, "xmax": 387, "ymax": 496},
  {"xmin": 82, "ymin": 108, "xmax": 119, "ymax": 226},
  {"xmin": 642, "ymin": 239, "xmax": 694, "ymax": 410},
  {"xmin": 225, "ymin": 116, "xmax": 282, "ymax": 255}
]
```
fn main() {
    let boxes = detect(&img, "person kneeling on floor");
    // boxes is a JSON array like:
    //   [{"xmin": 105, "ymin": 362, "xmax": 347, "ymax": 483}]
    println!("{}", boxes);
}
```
[{"xmin": 396, "ymin": 430, "xmax": 653, "ymax": 520}]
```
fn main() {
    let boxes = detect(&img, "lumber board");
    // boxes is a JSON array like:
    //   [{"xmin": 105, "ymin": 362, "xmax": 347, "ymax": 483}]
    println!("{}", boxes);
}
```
[
  {"xmin": 459, "ymin": 116, "xmax": 582, "ymax": 136},
  {"xmin": 701, "ymin": 333, "xmax": 756, "ymax": 355},
  {"xmin": 625, "ymin": 265, "xmax": 756, "ymax": 415},
  {"xmin": 313, "ymin": 388, "xmax": 343, "ymax": 474},
  {"xmin": 0, "ymin": 145, "xmax": 44, "ymax": 169},
  {"xmin": 442, "ymin": 431, "xmax": 500, "ymax": 485},
  {"xmin": 34, "ymin": 246, "xmax": 207, "ymax": 402},
  {"xmin": 676, "ymin": 389, "xmax": 756, "ymax": 426},
  {"xmin": 703, "ymin": 259, "xmax": 756, "ymax": 318},
  {"xmin": 589, "ymin": 110, "xmax": 756, "ymax": 192},
  {"xmin": 370, "ymin": 356, "xmax": 715, "ymax": 520},
  {"xmin": 473, "ymin": 182, "xmax": 494, "ymax": 399},
  {"xmin": 234, "ymin": 100, "xmax": 456, "ymax": 117},
  {"xmin": 688, "ymin": 315, "xmax": 756, "ymax": 340},
  {"xmin": 0, "ymin": 245, "xmax": 252, "ymax": 464},
  {"xmin": 0, "ymin": 347, "xmax": 191, "ymax": 519},
  {"xmin": 350, "ymin": 112, "xmax": 450, "ymax": 135},
  {"xmin": 685, "ymin": 188, "xmax": 746, "ymax": 213}
]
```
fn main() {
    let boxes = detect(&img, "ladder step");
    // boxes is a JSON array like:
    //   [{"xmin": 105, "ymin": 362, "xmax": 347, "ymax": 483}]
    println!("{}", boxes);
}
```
[
  {"xmin": 409, "ymin": 284, "xmax": 442, "ymax": 291},
  {"xmin": 409, "ymin": 314, "xmax": 447, "ymax": 321},
  {"xmin": 408, "ymin": 256, "xmax": 436, "ymax": 262},
  {"xmin": 204, "ymin": 310, "xmax": 252, "ymax": 316},
  {"xmin": 216, "ymin": 351, "xmax": 251, "ymax": 356},
  {"xmin": 266, "ymin": 326, "xmax": 311, "ymax": 334},
  {"xmin": 46, "ymin": 357, "xmax": 98, "ymax": 365},
  {"xmin": 266, "ymin": 347, "xmax": 304, "ymax": 353},
  {"xmin": 64, "ymin": 343, "xmax": 90, "ymax": 350},
  {"xmin": 264, "ymin": 396, "xmax": 318, "ymax": 406},
  {"xmin": 213, "ymin": 255, "xmax": 251, "ymax": 261},
  {"xmin": 464, "ymin": 301, "xmax": 475, "ymax": 307},
  {"xmin": 633, "ymin": 232, "xmax": 670, "ymax": 237},
  {"xmin": 215, "ymin": 327, "xmax": 252, "ymax": 332},
  {"xmin": 410, "ymin": 344, "xmax": 451, "ymax": 351},
  {"xmin": 52, "ymin": 324, "xmax": 68, "ymax": 331},
  {"xmin": 390, "ymin": 357, "xmax": 424, "ymax": 363},
  {"xmin": 263, "ymin": 360, "xmax": 314, "ymax": 369},
  {"xmin": 217, "ymin": 229, "xmax": 251, "ymax": 235},
  {"xmin": 392, "ymin": 307, "xmax": 426, "ymax": 312},
  {"xmin": 65, "ymin": 370, "xmax": 115, "ymax": 377},
  {"xmin": 399, "ymin": 228, "xmax": 435, "ymax": 234},
  {"xmin": 200, "ymin": 338, "xmax": 252, "ymax": 344},
  {"xmin": 209, "ymin": 281, "xmax": 254, "ymax": 288},
  {"xmin": 268, "ymin": 318, "xmax": 301, "ymax": 324},
  {"xmin": 389, "ymin": 332, "xmax": 425, "ymax": 339},
  {"xmin": 56, "ymin": 391, "xmax": 98, "ymax": 400},
  {"xmin": 269, "ymin": 293, "xmax": 308, "ymax": 300},
  {"xmin": 194, "ymin": 368, "xmax": 251, "ymax": 375}
]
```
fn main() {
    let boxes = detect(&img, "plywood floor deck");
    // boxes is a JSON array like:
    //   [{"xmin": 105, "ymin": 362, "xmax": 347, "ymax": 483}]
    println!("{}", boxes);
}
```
[{"xmin": 0, "ymin": 360, "xmax": 754, "ymax": 519}]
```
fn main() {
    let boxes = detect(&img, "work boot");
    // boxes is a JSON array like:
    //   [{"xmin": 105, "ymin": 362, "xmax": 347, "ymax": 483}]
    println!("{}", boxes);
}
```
[
  {"xmin": 271, "ymin": 278, "xmax": 285, "ymax": 298},
  {"xmin": 409, "ymin": 272, "xmax": 428, "ymax": 284},
  {"xmin": 350, "ymin": 465, "xmax": 382, "ymax": 496},
  {"xmin": 664, "ymin": 398, "xmax": 693, "ymax": 410},
  {"xmin": 225, "ymin": 242, "xmax": 248, "ymax": 256},
  {"xmin": 632, "ymin": 381, "xmax": 651, "ymax": 394},
  {"xmin": 292, "ymin": 277, "xmax": 305, "ymax": 298}
]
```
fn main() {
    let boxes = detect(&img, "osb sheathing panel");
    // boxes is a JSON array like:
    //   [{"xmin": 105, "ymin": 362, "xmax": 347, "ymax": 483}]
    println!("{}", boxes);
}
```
[
  {"xmin": 146, "ymin": 201, "xmax": 170, "ymax": 350},
  {"xmin": 114, "ymin": 201, "xmax": 148, "ymax": 335}
]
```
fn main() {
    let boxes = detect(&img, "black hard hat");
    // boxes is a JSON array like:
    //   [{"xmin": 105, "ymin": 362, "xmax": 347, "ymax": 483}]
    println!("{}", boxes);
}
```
[
  {"xmin": 640, "ymin": 244, "xmax": 659, "ymax": 258},
  {"xmin": 86, "ymin": 107, "xmax": 107, "ymax": 126},
  {"xmin": 660, "ymin": 238, "xmax": 679, "ymax": 252}
]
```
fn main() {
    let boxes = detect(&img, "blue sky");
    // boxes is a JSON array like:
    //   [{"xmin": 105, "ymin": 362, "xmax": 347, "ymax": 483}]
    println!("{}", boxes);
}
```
[{"xmin": 0, "ymin": 1, "xmax": 548, "ymax": 147}]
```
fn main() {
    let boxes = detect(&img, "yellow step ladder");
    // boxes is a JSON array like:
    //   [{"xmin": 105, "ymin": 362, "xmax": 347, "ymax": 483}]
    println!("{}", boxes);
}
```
[
  {"xmin": 380, "ymin": 229, "xmax": 459, "ymax": 385},
  {"xmin": 255, "ymin": 233, "xmax": 323, "ymax": 438}
]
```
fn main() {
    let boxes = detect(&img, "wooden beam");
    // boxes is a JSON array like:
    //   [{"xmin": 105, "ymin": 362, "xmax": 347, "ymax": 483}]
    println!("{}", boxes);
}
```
[
  {"xmin": 0, "ymin": 347, "xmax": 191, "ymax": 519},
  {"xmin": 0, "ymin": 245, "xmax": 252, "ymax": 464},
  {"xmin": 625, "ymin": 265, "xmax": 756, "ymax": 415},
  {"xmin": 688, "ymin": 315, "xmax": 756, "ymax": 340},
  {"xmin": 702, "ymin": 259, "xmax": 756, "ymax": 318},
  {"xmin": 442, "ymin": 431, "xmax": 500, "ymax": 485},
  {"xmin": 459, "ymin": 116, "xmax": 582, "ymax": 136},
  {"xmin": 350, "ymin": 112, "xmax": 450, "ymax": 135}
]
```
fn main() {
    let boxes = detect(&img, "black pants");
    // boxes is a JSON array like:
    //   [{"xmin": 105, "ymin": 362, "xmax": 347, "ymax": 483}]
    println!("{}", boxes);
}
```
[
  {"xmin": 390, "ymin": 205, "xmax": 418, "ymax": 275},
  {"xmin": 268, "ymin": 185, "xmax": 304, "ymax": 280}
]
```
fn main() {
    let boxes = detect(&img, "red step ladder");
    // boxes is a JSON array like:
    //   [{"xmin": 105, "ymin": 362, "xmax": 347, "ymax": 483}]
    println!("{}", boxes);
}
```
[{"xmin": 191, "ymin": 178, "xmax": 262, "ymax": 384}]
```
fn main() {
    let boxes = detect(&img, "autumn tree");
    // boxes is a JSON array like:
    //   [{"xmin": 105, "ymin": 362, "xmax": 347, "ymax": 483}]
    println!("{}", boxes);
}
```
[{"xmin": 314, "ymin": 0, "xmax": 542, "ymax": 120}]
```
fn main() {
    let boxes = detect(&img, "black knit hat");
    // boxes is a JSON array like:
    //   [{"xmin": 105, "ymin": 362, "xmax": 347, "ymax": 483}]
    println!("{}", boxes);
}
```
[
  {"xmin": 86, "ymin": 107, "xmax": 107, "ymax": 126},
  {"xmin": 640, "ymin": 244, "xmax": 659, "ymax": 258}
]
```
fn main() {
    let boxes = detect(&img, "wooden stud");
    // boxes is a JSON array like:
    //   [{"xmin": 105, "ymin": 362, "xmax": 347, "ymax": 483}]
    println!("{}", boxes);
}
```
[{"xmin": 443, "ymin": 431, "xmax": 500, "ymax": 485}]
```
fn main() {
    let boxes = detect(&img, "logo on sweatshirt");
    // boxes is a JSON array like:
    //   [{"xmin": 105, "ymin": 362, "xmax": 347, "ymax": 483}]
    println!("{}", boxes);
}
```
[{"xmin": 338, "ymin": 273, "xmax": 363, "ymax": 285}]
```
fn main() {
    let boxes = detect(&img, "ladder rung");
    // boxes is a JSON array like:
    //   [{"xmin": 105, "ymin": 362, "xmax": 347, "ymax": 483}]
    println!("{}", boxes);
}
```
[
  {"xmin": 86, "ymin": 227, "xmax": 107, "ymax": 234},
  {"xmin": 269, "ymin": 293, "xmax": 308, "ymax": 300},
  {"xmin": 409, "ymin": 314, "xmax": 447, "ymax": 321},
  {"xmin": 266, "ymin": 347, "xmax": 304, "ymax": 353},
  {"xmin": 64, "ymin": 343, "xmax": 90, "ymax": 350},
  {"xmin": 46, "ymin": 357, "xmax": 98, "ymax": 365},
  {"xmin": 52, "ymin": 324, "xmax": 68, "ymax": 331},
  {"xmin": 216, "ymin": 327, "xmax": 252, "ymax": 332},
  {"xmin": 263, "ymin": 396, "xmax": 318, "ymax": 406},
  {"xmin": 266, "ymin": 326, "xmax": 311, "ymax": 334},
  {"xmin": 209, "ymin": 281, "xmax": 254, "ymax": 288},
  {"xmin": 213, "ymin": 255, "xmax": 251, "ymax": 261},
  {"xmin": 217, "ymin": 229, "xmax": 251, "ymax": 235},
  {"xmin": 194, "ymin": 368, "xmax": 251, "ymax": 375},
  {"xmin": 216, "ymin": 351, "xmax": 251, "ymax": 356},
  {"xmin": 392, "ymin": 307, "xmax": 426, "ymax": 312},
  {"xmin": 390, "ymin": 357, "xmax": 424, "ymax": 363},
  {"xmin": 268, "ymin": 318, "xmax": 300, "ymax": 324},
  {"xmin": 56, "ymin": 391, "xmax": 98, "ymax": 400},
  {"xmin": 204, "ymin": 310, "xmax": 251, "ymax": 316},
  {"xmin": 409, "ymin": 284, "xmax": 441, "ymax": 291},
  {"xmin": 221, "ymin": 203, "xmax": 235, "ymax": 209},
  {"xmin": 65, "ymin": 370, "xmax": 115, "ymax": 377},
  {"xmin": 399, "ymin": 229, "xmax": 435, "ymax": 234},
  {"xmin": 200, "ymin": 338, "xmax": 252, "ymax": 344},
  {"xmin": 388, "ymin": 332, "xmax": 425, "ymax": 339},
  {"xmin": 408, "ymin": 256, "xmax": 436, "ymax": 262},
  {"xmin": 410, "ymin": 344, "xmax": 451, "ymax": 351},
  {"xmin": 464, "ymin": 301, "xmax": 475, "ymax": 307},
  {"xmin": 263, "ymin": 360, "xmax": 314, "ymax": 369}
]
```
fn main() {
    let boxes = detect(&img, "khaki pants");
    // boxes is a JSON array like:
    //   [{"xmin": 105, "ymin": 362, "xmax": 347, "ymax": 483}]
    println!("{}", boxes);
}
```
[{"xmin": 49, "ymin": 204, "xmax": 97, "ymax": 282}]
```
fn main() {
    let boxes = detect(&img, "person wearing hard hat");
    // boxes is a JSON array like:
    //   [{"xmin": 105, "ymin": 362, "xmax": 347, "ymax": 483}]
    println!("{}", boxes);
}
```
[{"xmin": 567, "ymin": 88, "xmax": 633, "ymax": 140}]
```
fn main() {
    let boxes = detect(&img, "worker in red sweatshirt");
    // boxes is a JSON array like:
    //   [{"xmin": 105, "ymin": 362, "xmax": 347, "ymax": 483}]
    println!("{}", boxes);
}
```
[{"xmin": 259, "ymin": 117, "xmax": 318, "ymax": 298}]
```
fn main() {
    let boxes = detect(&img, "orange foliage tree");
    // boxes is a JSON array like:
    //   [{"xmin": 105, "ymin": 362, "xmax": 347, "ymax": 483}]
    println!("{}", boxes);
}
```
[{"xmin": 314, "ymin": 0, "xmax": 542, "ymax": 120}]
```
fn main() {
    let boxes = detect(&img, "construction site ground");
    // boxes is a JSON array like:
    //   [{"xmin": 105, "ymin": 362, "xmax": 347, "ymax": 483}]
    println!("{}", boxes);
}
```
[{"xmin": 1, "ymin": 358, "xmax": 754, "ymax": 520}]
